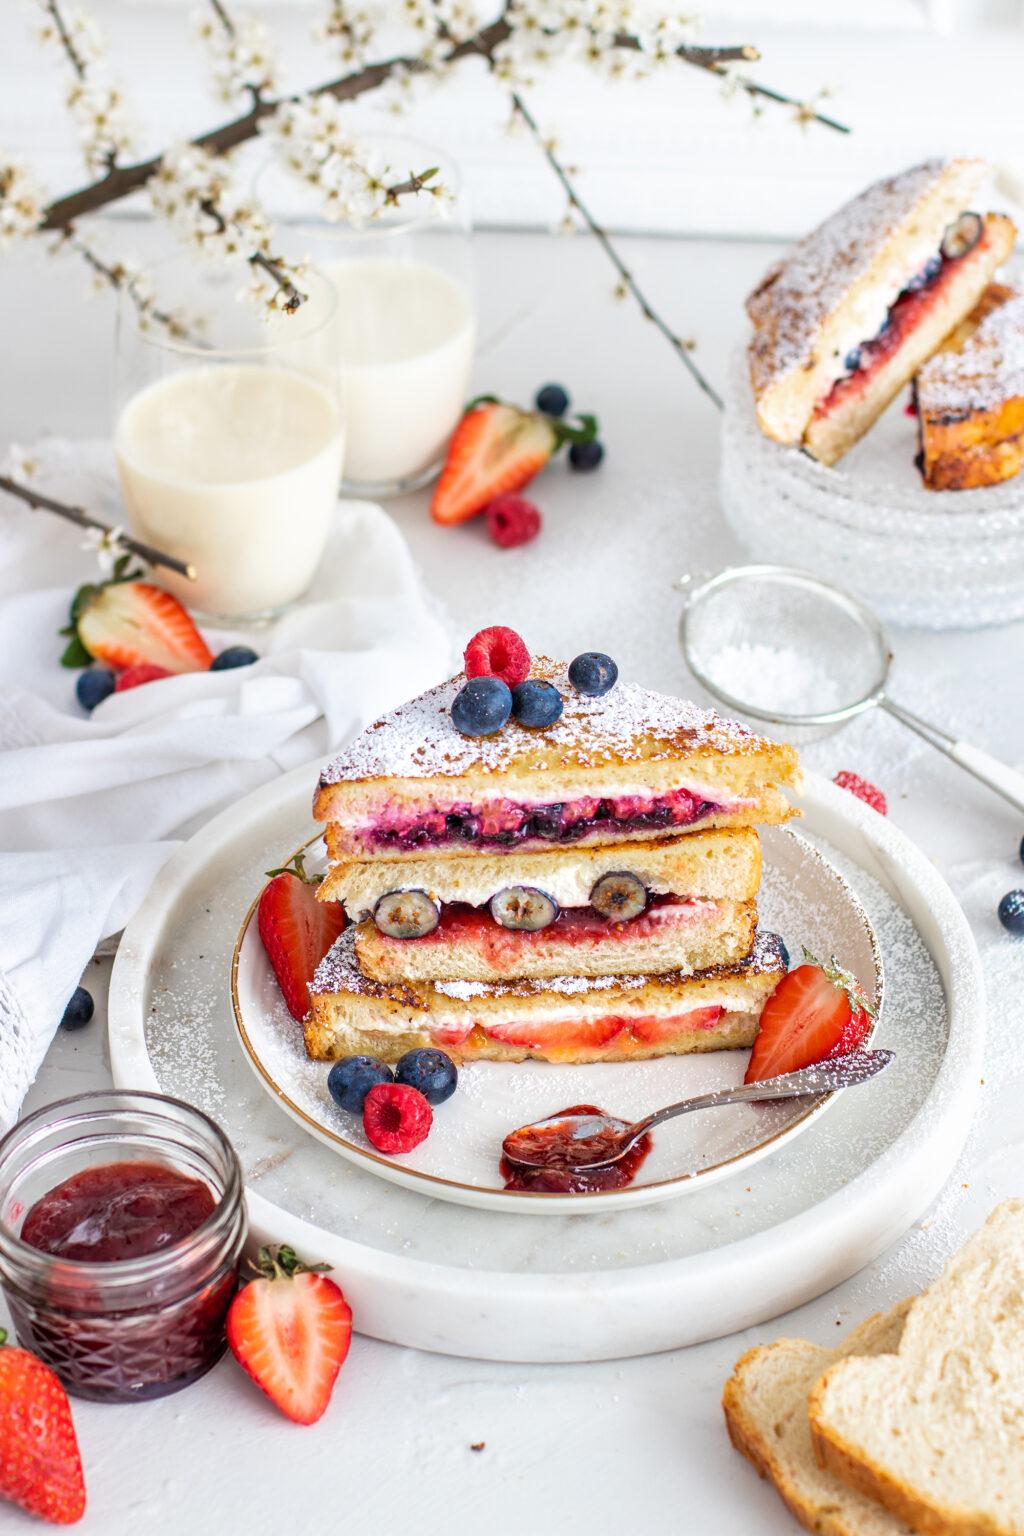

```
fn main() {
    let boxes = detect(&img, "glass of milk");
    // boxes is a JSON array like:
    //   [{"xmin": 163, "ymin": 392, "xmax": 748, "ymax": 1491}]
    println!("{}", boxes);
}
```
[
  {"xmin": 261, "ymin": 136, "xmax": 475, "ymax": 498},
  {"xmin": 114, "ymin": 263, "xmax": 345, "ymax": 621}
]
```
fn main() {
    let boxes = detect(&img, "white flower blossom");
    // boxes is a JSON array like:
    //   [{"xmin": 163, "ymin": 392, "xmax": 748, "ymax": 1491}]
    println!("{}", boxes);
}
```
[
  {"xmin": 192, "ymin": 8, "xmax": 278, "ymax": 105},
  {"xmin": 81, "ymin": 524, "xmax": 127, "ymax": 575},
  {"xmin": 3, "ymin": 444, "xmax": 41, "ymax": 484},
  {"xmin": 0, "ymin": 159, "xmax": 46, "ymax": 250},
  {"xmin": 35, "ymin": 1, "xmax": 134, "ymax": 172}
]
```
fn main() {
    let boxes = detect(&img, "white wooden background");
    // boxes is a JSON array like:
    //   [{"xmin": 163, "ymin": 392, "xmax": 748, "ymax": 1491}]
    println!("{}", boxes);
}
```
[{"xmin": 3, "ymin": 0, "xmax": 1024, "ymax": 239}]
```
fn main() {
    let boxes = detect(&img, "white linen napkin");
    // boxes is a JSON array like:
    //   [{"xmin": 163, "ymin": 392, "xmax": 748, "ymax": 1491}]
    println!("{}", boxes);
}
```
[{"xmin": 0, "ymin": 441, "xmax": 452, "ymax": 1129}]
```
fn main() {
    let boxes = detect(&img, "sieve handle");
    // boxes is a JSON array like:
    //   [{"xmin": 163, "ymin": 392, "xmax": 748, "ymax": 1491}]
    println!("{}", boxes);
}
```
[{"xmin": 881, "ymin": 700, "xmax": 1024, "ymax": 814}]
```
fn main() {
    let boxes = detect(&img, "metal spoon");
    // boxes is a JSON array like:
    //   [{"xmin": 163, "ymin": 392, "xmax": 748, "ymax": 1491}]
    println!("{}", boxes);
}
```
[{"xmin": 501, "ymin": 1049, "xmax": 894, "ymax": 1173}]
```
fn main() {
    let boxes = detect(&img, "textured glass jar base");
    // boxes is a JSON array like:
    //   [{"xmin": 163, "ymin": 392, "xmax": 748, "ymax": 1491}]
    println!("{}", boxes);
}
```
[{"xmin": 721, "ymin": 345, "xmax": 1024, "ymax": 631}]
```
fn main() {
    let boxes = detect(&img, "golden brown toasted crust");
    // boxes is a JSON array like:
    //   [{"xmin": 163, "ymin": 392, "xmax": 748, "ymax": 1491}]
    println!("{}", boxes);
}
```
[
  {"xmin": 748, "ymin": 158, "xmax": 990, "ymax": 446},
  {"xmin": 918, "ymin": 282, "xmax": 1024, "ymax": 490}
]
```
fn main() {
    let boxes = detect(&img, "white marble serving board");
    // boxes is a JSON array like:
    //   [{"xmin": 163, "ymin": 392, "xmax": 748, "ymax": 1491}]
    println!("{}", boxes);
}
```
[{"xmin": 107, "ymin": 764, "xmax": 982, "ymax": 1362}]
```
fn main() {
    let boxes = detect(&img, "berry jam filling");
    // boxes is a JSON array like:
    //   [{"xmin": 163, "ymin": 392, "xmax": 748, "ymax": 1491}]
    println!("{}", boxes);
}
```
[
  {"xmin": 501, "ymin": 1104, "xmax": 652, "ymax": 1194},
  {"xmin": 376, "ymin": 894, "xmax": 719, "ymax": 950},
  {"xmin": 434, "ymin": 1004, "xmax": 724, "ymax": 1054},
  {"xmin": 368, "ymin": 787, "xmax": 723, "ymax": 852},
  {"xmin": 814, "ymin": 231, "xmax": 993, "ymax": 422},
  {"xmin": 20, "ymin": 1161, "xmax": 215, "ymax": 1263}
]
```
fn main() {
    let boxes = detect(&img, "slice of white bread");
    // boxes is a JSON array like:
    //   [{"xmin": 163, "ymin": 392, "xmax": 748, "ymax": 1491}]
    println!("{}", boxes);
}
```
[
  {"xmin": 723, "ymin": 1299, "xmax": 916, "ymax": 1536},
  {"xmin": 809, "ymin": 1200, "xmax": 1024, "ymax": 1536},
  {"xmin": 319, "ymin": 827, "xmax": 762, "ymax": 917},
  {"xmin": 352, "ymin": 895, "xmax": 757, "ymax": 985},
  {"xmin": 748, "ymin": 158, "xmax": 990, "ymax": 446},
  {"xmin": 314, "ymin": 658, "xmax": 800, "ymax": 861}
]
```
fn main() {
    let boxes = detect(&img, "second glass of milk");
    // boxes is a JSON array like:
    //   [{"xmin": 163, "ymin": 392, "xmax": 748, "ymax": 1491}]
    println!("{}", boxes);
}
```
[
  {"xmin": 114, "ymin": 264, "xmax": 344, "ymax": 621},
  {"xmin": 275, "ymin": 137, "xmax": 475, "ymax": 497}
]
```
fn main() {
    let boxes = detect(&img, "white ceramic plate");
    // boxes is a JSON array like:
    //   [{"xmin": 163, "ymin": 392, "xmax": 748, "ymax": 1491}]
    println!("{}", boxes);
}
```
[
  {"xmin": 230, "ymin": 826, "xmax": 881, "ymax": 1214},
  {"xmin": 107, "ymin": 766, "xmax": 982, "ymax": 1362}
]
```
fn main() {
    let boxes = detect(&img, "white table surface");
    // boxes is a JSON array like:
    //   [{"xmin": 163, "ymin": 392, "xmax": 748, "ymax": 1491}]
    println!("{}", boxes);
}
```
[{"xmin": 4, "ymin": 226, "xmax": 1024, "ymax": 1534}]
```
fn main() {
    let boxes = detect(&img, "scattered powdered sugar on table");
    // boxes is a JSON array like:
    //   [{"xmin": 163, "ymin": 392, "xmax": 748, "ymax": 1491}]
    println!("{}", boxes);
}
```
[{"xmin": 317, "ymin": 657, "xmax": 767, "ymax": 787}]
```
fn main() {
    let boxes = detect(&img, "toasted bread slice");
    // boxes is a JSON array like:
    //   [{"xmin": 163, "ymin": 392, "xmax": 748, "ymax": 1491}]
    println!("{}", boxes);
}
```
[
  {"xmin": 723, "ymin": 1300, "xmax": 915, "ymax": 1536},
  {"xmin": 809, "ymin": 1200, "xmax": 1024, "ymax": 1536},
  {"xmin": 306, "ymin": 930, "xmax": 786, "ymax": 1064},
  {"xmin": 314, "ymin": 659, "xmax": 800, "ymax": 862},
  {"xmin": 320, "ymin": 827, "xmax": 763, "ymax": 917},
  {"xmin": 917, "ymin": 282, "xmax": 1024, "ymax": 489},
  {"xmin": 353, "ymin": 895, "xmax": 757, "ymax": 984},
  {"xmin": 747, "ymin": 158, "xmax": 994, "ymax": 453},
  {"xmin": 804, "ymin": 213, "xmax": 1015, "ymax": 466}
]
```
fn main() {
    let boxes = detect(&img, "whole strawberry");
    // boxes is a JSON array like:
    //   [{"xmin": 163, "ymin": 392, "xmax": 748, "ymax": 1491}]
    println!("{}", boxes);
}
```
[
  {"xmin": 258, "ymin": 852, "xmax": 347, "ymax": 1021},
  {"xmin": 227, "ymin": 1245, "xmax": 352, "ymax": 1424},
  {"xmin": 0, "ymin": 1328, "xmax": 85, "ymax": 1525}
]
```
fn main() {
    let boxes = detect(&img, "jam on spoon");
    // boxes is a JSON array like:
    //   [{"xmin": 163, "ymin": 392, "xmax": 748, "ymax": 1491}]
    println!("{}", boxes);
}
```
[{"xmin": 500, "ymin": 1104, "xmax": 652, "ymax": 1193}]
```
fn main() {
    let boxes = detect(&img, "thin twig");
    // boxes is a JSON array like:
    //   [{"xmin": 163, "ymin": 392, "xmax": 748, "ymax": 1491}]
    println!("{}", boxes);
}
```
[
  {"xmin": 206, "ymin": 0, "xmax": 236, "ymax": 39},
  {"xmin": 62, "ymin": 232, "xmax": 187, "ymax": 334},
  {"xmin": 198, "ymin": 197, "xmax": 305, "ymax": 311},
  {"xmin": 42, "ymin": 0, "xmax": 88, "ymax": 80},
  {"xmin": 0, "ymin": 475, "xmax": 197, "ymax": 581},
  {"xmin": 509, "ymin": 92, "xmax": 723, "ymax": 411}
]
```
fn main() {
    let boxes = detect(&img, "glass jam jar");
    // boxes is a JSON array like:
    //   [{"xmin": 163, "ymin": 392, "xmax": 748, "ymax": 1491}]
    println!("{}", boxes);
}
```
[{"xmin": 0, "ymin": 1091, "xmax": 246, "ymax": 1402}]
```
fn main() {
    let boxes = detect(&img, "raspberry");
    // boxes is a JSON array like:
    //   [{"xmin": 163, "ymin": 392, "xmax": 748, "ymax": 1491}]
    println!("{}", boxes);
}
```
[
  {"xmin": 483, "ymin": 494, "xmax": 542, "ymax": 549},
  {"xmin": 115, "ymin": 663, "xmax": 173, "ymax": 691},
  {"xmin": 362, "ymin": 1082, "xmax": 432, "ymax": 1153},
  {"xmin": 463, "ymin": 625, "xmax": 530, "ymax": 688},
  {"xmin": 833, "ymin": 771, "xmax": 887, "ymax": 815}
]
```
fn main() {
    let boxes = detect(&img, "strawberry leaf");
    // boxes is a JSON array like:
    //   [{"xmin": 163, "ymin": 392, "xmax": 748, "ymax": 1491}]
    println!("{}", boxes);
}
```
[
  {"xmin": 60, "ymin": 634, "xmax": 94, "ymax": 669},
  {"xmin": 264, "ymin": 850, "xmax": 322, "ymax": 886}
]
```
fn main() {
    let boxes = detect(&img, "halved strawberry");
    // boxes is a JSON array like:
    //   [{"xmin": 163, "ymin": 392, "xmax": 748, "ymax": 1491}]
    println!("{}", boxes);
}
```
[
  {"xmin": 0, "ymin": 1328, "xmax": 85, "ymax": 1525},
  {"xmin": 226, "ymin": 1245, "xmax": 352, "ymax": 1425},
  {"xmin": 115, "ymin": 663, "xmax": 173, "ymax": 691},
  {"xmin": 630, "ymin": 1006, "xmax": 723, "ymax": 1044},
  {"xmin": 487, "ymin": 1015, "xmax": 624, "ymax": 1055},
  {"xmin": 258, "ymin": 853, "xmax": 347, "ymax": 1021},
  {"xmin": 61, "ymin": 562, "xmax": 212, "ymax": 674},
  {"xmin": 744, "ymin": 950, "xmax": 876, "ymax": 1084},
  {"xmin": 431, "ymin": 403, "xmax": 557, "ymax": 525}
]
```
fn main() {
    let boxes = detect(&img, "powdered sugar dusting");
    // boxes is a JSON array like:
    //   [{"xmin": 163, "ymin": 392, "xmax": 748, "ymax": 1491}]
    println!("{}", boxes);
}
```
[
  {"xmin": 316, "ymin": 658, "xmax": 772, "ymax": 790},
  {"xmin": 312, "ymin": 928, "xmax": 784, "ymax": 1005},
  {"xmin": 747, "ymin": 159, "xmax": 964, "ymax": 392},
  {"xmin": 918, "ymin": 286, "xmax": 1024, "ymax": 415}
]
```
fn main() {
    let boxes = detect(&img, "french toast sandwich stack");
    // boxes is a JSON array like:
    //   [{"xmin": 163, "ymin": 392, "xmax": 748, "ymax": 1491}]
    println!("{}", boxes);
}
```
[{"xmin": 306, "ymin": 652, "xmax": 800, "ymax": 1066}]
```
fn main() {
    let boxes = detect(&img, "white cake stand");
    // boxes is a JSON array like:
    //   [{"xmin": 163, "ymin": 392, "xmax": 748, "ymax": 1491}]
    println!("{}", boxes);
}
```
[{"xmin": 107, "ymin": 764, "xmax": 981, "ymax": 1362}]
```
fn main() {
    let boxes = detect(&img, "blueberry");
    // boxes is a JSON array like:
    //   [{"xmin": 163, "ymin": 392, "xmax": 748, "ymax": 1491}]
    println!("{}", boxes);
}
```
[
  {"xmin": 451, "ymin": 675, "xmax": 512, "ymax": 737},
  {"xmin": 762, "ymin": 931, "xmax": 790, "ymax": 970},
  {"xmin": 328, "ymin": 1055, "xmax": 393, "ymax": 1114},
  {"xmin": 394, "ymin": 1047, "xmax": 458, "ymax": 1105},
  {"xmin": 535, "ymin": 383, "xmax": 569, "ymax": 417},
  {"xmin": 76, "ymin": 669, "xmax": 116, "ymax": 711},
  {"xmin": 512, "ymin": 678, "xmax": 563, "ymax": 728},
  {"xmin": 568, "ymin": 439, "xmax": 604, "ymax": 471},
  {"xmin": 568, "ymin": 652, "xmax": 618, "ymax": 696},
  {"xmin": 1019, "ymin": 834, "xmax": 1024, "ymax": 866},
  {"xmin": 210, "ymin": 645, "xmax": 259, "ymax": 671},
  {"xmin": 60, "ymin": 987, "xmax": 94, "ymax": 1031},
  {"xmin": 844, "ymin": 347, "xmax": 863, "ymax": 372},
  {"xmin": 998, "ymin": 890, "xmax": 1024, "ymax": 936}
]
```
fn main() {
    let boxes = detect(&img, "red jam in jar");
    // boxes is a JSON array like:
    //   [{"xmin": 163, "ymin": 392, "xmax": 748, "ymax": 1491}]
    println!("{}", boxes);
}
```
[{"xmin": 0, "ymin": 1092, "xmax": 246, "ymax": 1403}]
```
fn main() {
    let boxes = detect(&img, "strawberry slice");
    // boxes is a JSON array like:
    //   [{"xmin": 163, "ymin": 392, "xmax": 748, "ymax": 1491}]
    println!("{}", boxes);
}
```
[
  {"xmin": 487, "ymin": 1015, "xmax": 624, "ymax": 1055},
  {"xmin": 0, "ymin": 1327, "xmax": 85, "ymax": 1525},
  {"xmin": 431, "ymin": 403, "xmax": 557, "ymax": 525},
  {"xmin": 630, "ymin": 1006, "xmax": 723, "ymax": 1044},
  {"xmin": 258, "ymin": 853, "xmax": 347, "ymax": 1021},
  {"xmin": 226, "ymin": 1244, "xmax": 352, "ymax": 1425},
  {"xmin": 744, "ymin": 950, "xmax": 876, "ymax": 1084},
  {"xmin": 62, "ymin": 567, "xmax": 212, "ymax": 674}
]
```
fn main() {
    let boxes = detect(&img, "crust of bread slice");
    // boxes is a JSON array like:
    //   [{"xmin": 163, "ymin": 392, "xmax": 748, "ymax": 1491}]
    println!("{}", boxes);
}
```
[
  {"xmin": 804, "ymin": 213, "xmax": 1016, "ymax": 466},
  {"xmin": 319, "ymin": 827, "xmax": 762, "ymax": 916},
  {"xmin": 313, "ymin": 659, "xmax": 801, "ymax": 856},
  {"xmin": 748, "ymin": 158, "xmax": 989, "ymax": 446},
  {"xmin": 918, "ymin": 282, "xmax": 1024, "ymax": 490},
  {"xmin": 723, "ymin": 1299, "xmax": 916, "ymax": 1536},
  {"xmin": 353, "ymin": 895, "xmax": 757, "ymax": 984},
  {"xmin": 306, "ymin": 929, "xmax": 785, "ymax": 1064},
  {"xmin": 809, "ymin": 1200, "xmax": 1024, "ymax": 1536}
]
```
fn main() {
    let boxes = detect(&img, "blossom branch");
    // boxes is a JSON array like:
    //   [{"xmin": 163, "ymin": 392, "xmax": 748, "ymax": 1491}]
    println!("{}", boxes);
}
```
[
  {"xmin": 508, "ymin": 92, "xmax": 722, "ymax": 411},
  {"xmin": 41, "ymin": 0, "xmax": 88, "ymax": 79},
  {"xmin": 0, "ymin": 475, "xmax": 196, "ymax": 580}
]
